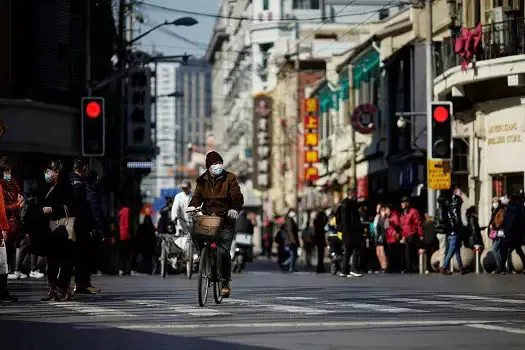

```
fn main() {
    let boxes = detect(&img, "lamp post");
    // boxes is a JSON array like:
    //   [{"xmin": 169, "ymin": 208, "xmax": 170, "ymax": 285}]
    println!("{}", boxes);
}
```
[{"xmin": 127, "ymin": 17, "xmax": 199, "ymax": 46}]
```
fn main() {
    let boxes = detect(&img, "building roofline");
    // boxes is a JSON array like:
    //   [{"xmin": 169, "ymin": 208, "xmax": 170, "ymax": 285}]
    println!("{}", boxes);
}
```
[{"xmin": 205, "ymin": 30, "xmax": 229, "ymax": 64}]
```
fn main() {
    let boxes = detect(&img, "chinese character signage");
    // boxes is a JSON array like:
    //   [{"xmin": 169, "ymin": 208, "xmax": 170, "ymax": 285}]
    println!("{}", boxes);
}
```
[
  {"xmin": 253, "ymin": 94, "xmax": 273, "ymax": 190},
  {"xmin": 303, "ymin": 98, "xmax": 320, "ymax": 182}
]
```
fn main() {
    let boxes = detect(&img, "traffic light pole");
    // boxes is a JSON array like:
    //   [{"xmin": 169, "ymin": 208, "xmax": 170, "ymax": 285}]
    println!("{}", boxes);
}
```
[
  {"xmin": 425, "ymin": 0, "xmax": 436, "ymax": 218},
  {"xmin": 86, "ymin": 0, "xmax": 92, "ymax": 97}
]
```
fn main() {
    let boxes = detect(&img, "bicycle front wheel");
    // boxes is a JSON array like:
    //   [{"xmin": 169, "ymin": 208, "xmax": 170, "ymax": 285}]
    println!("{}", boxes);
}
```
[
  {"xmin": 186, "ymin": 241, "xmax": 194, "ymax": 279},
  {"xmin": 198, "ymin": 246, "xmax": 210, "ymax": 307},
  {"xmin": 212, "ymin": 250, "xmax": 223, "ymax": 304}
]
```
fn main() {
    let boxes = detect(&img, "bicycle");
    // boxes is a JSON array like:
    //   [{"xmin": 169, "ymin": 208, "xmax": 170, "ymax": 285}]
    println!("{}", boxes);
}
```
[{"xmin": 186, "ymin": 207, "xmax": 224, "ymax": 307}]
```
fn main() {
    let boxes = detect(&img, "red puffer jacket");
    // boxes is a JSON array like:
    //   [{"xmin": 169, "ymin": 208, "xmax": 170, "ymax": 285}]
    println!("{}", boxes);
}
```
[
  {"xmin": 0, "ymin": 183, "xmax": 9, "ymax": 232},
  {"xmin": 400, "ymin": 207, "xmax": 423, "ymax": 238},
  {"xmin": 386, "ymin": 210, "xmax": 401, "ymax": 244}
]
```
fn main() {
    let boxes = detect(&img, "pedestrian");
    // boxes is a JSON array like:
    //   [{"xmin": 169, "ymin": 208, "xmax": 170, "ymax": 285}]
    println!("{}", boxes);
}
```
[
  {"xmin": 281, "ymin": 209, "xmax": 299, "ymax": 273},
  {"xmin": 422, "ymin": 213, "xmax": 438, "ymax": 273},
  {"xmin": 0, "ymin": 159, "xmax": 17, "ymax": 302},
  {"xmin": 489, "ymin": 197, "xmax": 506, "ymax": 273},
  {"xmin": 118, "ymin": 201, "xmax": 132, "ymax": 275},
  {"xmin": 438, "ymin": 187, "xmax": 466, "ymax": 275},
  {"xmin": 15, "ymin": 190, "xmax": 45, "ymax": 279},
  {"xmin": 336, "ymin": 188, "xmax": 363, "ymax": 278},
  {"xmin": 399, "ymin": 196, "xmax": 423, "ymax": 273},
  {"xmin": 500, "ymin": 194, "xmax": 525, "ymax": 273},
  {"xmin": 313, "ymin": 208, "xmax": 328, "ymax": 273},
  {"xmin": 233, "ymin": 210, "xmax": 254, "ymax": 262},
  {"xmin": 0, "ymin": 156, "xmax": 24, "ymax": 279},
  {"xmin": 466, "ymin": 206, "xmax": 483, "ymax": 248},
  {"xmin": 374, "ymin": 206, "xmax": 388, "ymax": 273},
  {"xmin": 85, "ymin": 170, "xmax": 104, "ymax": 277},
  {"xmin": 385, "ymin": 205, "xmax": 402, "ymax": 273},
  {"xmin": 136, "ymin": 214, "xmax": 156, "ymax": 274},
  {"xmin": 171, "ymin": 181, "xmax": 192, "ymax": 235},
  {"xmin": 301, "ymin": 210, "xmax": 314, "ymax": 268},
  {"xmin": 70, "ymin": 158, "xmax": 100, "ymax": 295},
  {"xmin": 41, "ymin": 160, "xmax": 75, "ymax": 301}
]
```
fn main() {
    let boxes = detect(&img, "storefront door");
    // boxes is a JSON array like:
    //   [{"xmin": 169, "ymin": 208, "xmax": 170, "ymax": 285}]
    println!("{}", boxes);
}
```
[{"xmin": 492, "ymin": 172, "xmax": 524, "ymax": 197}]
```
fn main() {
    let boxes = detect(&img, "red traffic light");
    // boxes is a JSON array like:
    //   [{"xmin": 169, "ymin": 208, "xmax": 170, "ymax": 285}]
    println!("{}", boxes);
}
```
[
  {"xmin": 86, "ymin": 101, "xmax": 101, "ymax": 119},
  {"xmin": 433, "ymin": 106, "xmax": 449, "ymax": 123}
]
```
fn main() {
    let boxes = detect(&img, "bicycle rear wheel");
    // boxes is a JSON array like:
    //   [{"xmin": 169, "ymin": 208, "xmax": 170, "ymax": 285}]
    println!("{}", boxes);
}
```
[
  {"xmin": 160, "ymin": 249, "xmax": 168, "ymax": 279},
  {"xmin": 186, "ymin": 240, "xmax": 194, "ymax": 279},
  {"xmin": 198, "ymin": 246, "xmax": 210, "ymax": 307}
]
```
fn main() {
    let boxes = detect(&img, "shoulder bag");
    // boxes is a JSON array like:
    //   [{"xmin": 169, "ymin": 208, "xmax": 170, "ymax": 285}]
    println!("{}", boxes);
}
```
[{"xmin": 49, "ymin": 206, "xmax": 76, "ymax": 242}]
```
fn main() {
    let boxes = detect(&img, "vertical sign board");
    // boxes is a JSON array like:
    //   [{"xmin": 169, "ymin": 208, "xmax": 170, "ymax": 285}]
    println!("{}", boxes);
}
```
[
  {"xmin": 253, "ymin": 94, "xmax": 273, "ymax": 190},
  {"xmin": 304, "ymin": 98, "xmax": 320, "ymax": 183}
]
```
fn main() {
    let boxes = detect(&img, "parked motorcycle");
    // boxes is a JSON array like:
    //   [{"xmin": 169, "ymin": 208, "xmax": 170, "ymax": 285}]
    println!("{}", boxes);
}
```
[{"xmin": 231, "ymin": 232, "xmax": 254, "ymax": 273}]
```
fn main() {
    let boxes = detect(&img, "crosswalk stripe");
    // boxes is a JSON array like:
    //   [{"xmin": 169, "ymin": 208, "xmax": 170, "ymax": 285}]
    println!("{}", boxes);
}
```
[
  {"xmin": 385, "ymin": 298, "xmax": 516, "ymax": 312},
  {"xmin": 277, "ymin": 297, "xmax": 318, "ymax": 301},
  {"xmin": 322, "ymin": 301, "xmax": 427, "ymax": 313},
  {"xmin": 50, "ymin": 302, "xmax": 135, "ymax": 317},
  {"xmin": 229, "ymin": 298, "xmax": 334, "ymax": 315},
  {"xmin": 437, "ymin": 295, "xmax": 525, "ymax": 304},
  {"xmin": 126, "ymin": 299, "xmax": 229, "ymax": 316}
]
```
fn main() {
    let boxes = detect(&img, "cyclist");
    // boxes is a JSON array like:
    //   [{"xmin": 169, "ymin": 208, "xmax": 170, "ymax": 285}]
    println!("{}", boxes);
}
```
[
  {"xmin": 171, "ymin": 181, "xmax": 192, "ymax": 234},
  {"xmin": 186, "ymin": 151, "xmax": 244, "ymax": 297}
]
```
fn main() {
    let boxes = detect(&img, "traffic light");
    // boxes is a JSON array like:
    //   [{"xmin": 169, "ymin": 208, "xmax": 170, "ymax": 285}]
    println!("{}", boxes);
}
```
[
  {"xmin": 430, "ymin": 101, "xmax": 453, "ymax": 159},
  {"xmin": 126, "ymin": 68, "xmax": 152, "ymax": 149},
  {"xmin": 81, "ymin": 97, "xmax": 105, "ymax": 156}
]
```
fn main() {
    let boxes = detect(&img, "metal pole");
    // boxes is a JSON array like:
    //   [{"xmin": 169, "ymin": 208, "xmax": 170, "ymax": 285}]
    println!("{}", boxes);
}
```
[
  {"xmin": 295, "ymin": 21, "xmax": 300, "ymax": 223},
  {"xmin": 86, "ymin": 0, "xmax": 92, "ymax": 96},
  {"xmin": 425, "ymin": 0, "xmax": 436, "ymax": 217},
  {"xmin": 118, "ymin": 0, "xmax": 126, "ymax": 163}
]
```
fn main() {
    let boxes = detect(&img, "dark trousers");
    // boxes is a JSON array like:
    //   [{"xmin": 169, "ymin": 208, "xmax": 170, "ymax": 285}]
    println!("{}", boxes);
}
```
[
  {"xmin": 316, "ymin": 244, "xmax": 325, "ymax": 272},
  {"xmin": 424, "ymin": 241, "xmax": 438, "ymax": 271},
  {"xmin": 48, "ymin": 242, "xmax": 74, "ymax": 289},
  {"xmin": 342, "ymin": 243, "xmax": 358, "ymax": 274},
  {"xmin": 217, "ymin": 228, "xmax": 234, "ymax": 284},
  {"xmin": 16, "ymin": 235, "xmax": 44, "ymax": 273},
  {"xmin": 387, "ymin": 242, "xmax": 403, "ymax": 272},
  {"xmin": 119, "ymin": 240, "xmax": 133, "ymax": 273},
  {"xmin": 75, "ymin": 231, "xmax": 92, "ymax": 288},
  {"xmin": 403, "ymin": 235, "xmax": 419, "ymax": 272},
  {"xmin": 501, "ymin": 241, "xmax": 525, "ymax": 271}
]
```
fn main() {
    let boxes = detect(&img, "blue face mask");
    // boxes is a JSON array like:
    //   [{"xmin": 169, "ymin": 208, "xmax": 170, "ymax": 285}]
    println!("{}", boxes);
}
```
[
  {"xmin": 3, "ymin": 174, "xmax": 11, "ymax": 181},
  {"xmin": 210, "ymin": 164, "xmax": 224, "ymax": 176}
]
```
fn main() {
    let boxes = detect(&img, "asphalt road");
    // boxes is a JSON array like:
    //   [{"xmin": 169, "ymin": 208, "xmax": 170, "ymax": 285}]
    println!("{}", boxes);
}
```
[{"xmin": 2, "ymin": 259, "xmax": 525, "ymax": 350}]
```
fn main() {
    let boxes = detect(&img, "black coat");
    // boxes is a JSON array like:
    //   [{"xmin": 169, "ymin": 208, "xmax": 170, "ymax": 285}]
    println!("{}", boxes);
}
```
[
  {"xmin": 503, "ymin": 203, "xmax": 525, "ymax": 244},
  {"xmin": 466, "ymin": 213, "xmax": 483, "ymax": 246},
  {"xmin": 69, "ymin": 172, "xmax": 93, "ymax": 236},
  {"xmin": 313, "ymin": 211, "xmax": 328, "ymax": 247},
  {"xmin": 439, "ymin": 194, "xmax": 463, "ymax": 235},
  {"xmin": 235, "ymin": 213, "xmax": 254, "ymax": 234},
  {"xmin": 84, "ymin": 176, "xmax": 103, "ymax": 230},
  {"xmin": 336, "ymin": 198, "xmax": 362, "ymax": 244}
]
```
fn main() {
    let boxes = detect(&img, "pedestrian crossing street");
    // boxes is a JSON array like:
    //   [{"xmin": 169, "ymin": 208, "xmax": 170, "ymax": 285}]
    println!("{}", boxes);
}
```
[{"xmin": 3, "ymin": 293, "xmax": 525, "ymax": 321}]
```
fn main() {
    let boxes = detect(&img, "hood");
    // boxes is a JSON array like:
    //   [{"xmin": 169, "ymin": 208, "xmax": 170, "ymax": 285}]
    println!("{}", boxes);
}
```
[{"xmin": 69, "ymin": 172, "xmax": 83, "ymax": 183}]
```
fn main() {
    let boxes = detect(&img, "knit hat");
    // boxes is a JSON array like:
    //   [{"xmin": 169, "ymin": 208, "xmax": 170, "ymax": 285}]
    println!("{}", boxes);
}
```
[{"xmin": 205, "ymin": 151, "xmax": 223, "ymax": 169}]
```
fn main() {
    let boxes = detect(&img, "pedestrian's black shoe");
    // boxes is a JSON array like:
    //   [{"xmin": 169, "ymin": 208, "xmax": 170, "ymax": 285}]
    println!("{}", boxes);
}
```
[
  {"xmin": 74, "ymin": 285, "xmax": 98, "ymax": 295},
  {"xmin": 41, "ymin": 287, "xmax": 57, "ymax": 302},
  {"xmin": 0, "ymin": 292, "xmax": 18, "ymax": 302}
]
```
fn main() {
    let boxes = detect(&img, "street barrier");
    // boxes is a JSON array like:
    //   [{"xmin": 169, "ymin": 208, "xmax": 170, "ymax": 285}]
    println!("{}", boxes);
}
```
[
  {"xmin": 418, "ymin": 249, "xmax": 426, "ymax": 275},
  {"xmin": 473, "ymin": 245, "xmax": 482, "ymax": 274}
]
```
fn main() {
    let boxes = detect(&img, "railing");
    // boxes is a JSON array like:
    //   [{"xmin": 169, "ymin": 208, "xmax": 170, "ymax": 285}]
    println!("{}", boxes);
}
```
[{"xmin": 435, "ymin": 18, "xmax": 525, "ymax": 76}]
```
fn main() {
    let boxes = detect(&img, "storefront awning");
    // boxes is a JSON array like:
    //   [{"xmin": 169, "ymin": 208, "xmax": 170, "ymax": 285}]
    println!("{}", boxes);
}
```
[{"xmin": 352, "ymin": 50, "xmax": 380, "ymax": 88}]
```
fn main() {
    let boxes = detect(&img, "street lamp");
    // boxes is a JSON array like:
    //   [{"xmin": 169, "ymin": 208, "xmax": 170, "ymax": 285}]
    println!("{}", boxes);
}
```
[{"xmin": 128, "ymin": 17, "xmax": 199, "ymax": 46}]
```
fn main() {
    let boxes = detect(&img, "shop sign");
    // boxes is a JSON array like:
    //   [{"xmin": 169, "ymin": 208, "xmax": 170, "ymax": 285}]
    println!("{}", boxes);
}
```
[
  {"xmin": 253, "ymin": 94, "xmax": 273, "ymax": 190},
  {"xmin": 303, "ymin": 98, "xmax": 320, "ymax": 184},
  {"xmin": 487, "ymin": 122, "xmax": 522, "ymax": 145},
  {"xmin": 350, "ymin": 103, "xmax": 377, "ymax": 135},
  {"xmin": 427, "ymin": 159, "xmax": 451, "ymax": 190}
]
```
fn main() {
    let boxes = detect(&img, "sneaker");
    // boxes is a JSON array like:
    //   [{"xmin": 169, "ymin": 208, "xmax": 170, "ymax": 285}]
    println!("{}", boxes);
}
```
[
  {"xmin": 119, "ymin": 270, "xmax": 125, "ymax": 276},
  {"xmin": 30, "ymin": 271, "xmax": 44, "ymax": 279},
  {"xmin": 17, "ymin": 272, "xmax": 28, "ymax": 279},
  {"xmin": 73, "ymin": 285, "xmax": 99, "ymax": 295},
  {"xmin": 7, "ymin": 273, "xmax": 18, "ymax": 280},
  {"xmin": 339, "ymin": 273, "xmax": 346, "ymax": 277},
  {"xmin": 348, "ymin": 271, "xmax": 362, "ymax": 277}
]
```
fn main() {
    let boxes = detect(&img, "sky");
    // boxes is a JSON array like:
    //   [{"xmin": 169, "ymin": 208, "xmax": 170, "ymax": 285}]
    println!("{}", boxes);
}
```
[{"xmin": 134, "ymin": 0, "xmax": 218, "ymax": 59}]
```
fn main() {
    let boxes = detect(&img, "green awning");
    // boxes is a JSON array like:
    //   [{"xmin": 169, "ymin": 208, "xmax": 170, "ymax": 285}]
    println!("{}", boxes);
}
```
[
  {"xmin": 319, "ymin": 85, "xmax": 332, "ymax": 113},
  {"xmin": 339, "ymin": 77, "xmax": 349, "ymax": 101},
  {"xmin": 352, "ymin": 50, "xmax": 380, "ymax": 88}
]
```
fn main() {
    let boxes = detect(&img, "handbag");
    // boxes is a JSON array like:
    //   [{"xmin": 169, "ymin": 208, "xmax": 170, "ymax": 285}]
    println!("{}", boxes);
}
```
[{"xmin": 49, "ymin": 206, "xmax": 76, "ymax": 242}]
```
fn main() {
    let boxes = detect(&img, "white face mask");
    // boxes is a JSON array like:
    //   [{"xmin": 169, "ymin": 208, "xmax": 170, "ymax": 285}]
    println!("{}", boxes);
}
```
[
  {"xmin": 288, "ymin": 211, "xmax": 296, "ymax": 218},
  {"xmin": 501, "ymin": 197, "xmax": 509, "ymax": 205},
  {"xmin": 209, "ymin": 164, "xmax": 224, "ymax": 176},
  {"xmin": 492, "ymin": 203, "xmax": 499, "ymax": 209}
]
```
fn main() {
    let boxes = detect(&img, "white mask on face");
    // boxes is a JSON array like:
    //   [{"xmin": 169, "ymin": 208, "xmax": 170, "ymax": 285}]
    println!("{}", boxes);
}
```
[
  {"xmin": 210, "ymin": 164, "xmax": 224, "ymax": 176},
  {"xmin": 501, "ymin": 197, "xmax": 509, "ymax": 205},
  {"xmin": 492, "ymin": 203, "xmax": 499, "ymax": 209},
  {"xmin": 288, "ymin": 211, "xmax": 296, "ymax": 218}
]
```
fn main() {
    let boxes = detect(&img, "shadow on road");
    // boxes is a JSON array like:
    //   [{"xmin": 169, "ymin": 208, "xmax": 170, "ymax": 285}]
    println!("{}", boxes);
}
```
[{"xmin": 0, "ymin": 320, "xmax": 279, "ymax": 350}]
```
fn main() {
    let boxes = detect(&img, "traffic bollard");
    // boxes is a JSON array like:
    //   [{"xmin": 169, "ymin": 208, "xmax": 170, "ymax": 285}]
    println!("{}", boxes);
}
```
[
  {"xmin": 418, "ymin": 248, "xmax": 426, "ymax": 275},
  {"xmin": 473, "ymin": 245, "xmax": 482, "ymax": 274}
]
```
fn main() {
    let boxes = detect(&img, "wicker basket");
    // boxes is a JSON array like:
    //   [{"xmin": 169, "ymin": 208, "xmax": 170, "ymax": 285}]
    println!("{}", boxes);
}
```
[{"xmin": 193, "ymin": 215, "xmax": 223, "ymax": 240}]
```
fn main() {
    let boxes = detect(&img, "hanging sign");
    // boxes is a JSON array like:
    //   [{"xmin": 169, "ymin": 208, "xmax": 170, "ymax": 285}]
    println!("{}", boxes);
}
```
[{"xmin": 350, "ymin": 103, "xmax": 377, "ymax": 135}]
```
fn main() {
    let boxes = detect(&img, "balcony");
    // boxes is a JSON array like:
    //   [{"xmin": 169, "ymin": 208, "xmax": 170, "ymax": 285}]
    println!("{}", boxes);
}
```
[{"xmin": 434, "ymin": 18, "xmax": 525, "ymax": 99}]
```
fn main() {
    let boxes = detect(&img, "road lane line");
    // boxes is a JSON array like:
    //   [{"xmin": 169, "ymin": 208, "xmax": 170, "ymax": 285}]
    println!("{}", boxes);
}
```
[
  {"xmin": 229, "ymin": 298, "xmax": 334, "ymax": 315},
  {"xmin": 50, "ymin": 302, "xmax": 135, "ymax": 317},
  {"xmin": 466, "ymin": 323, "xmax": 525, "ymax": 335},
  {"xmin": 324, "ymin": 301, "xmax": 427, "ymax": 313},
  {"xmin": 126, "ymin": 299, "xmax": 229, "ymax": 316},
  {"xmin": 277, "ymin": 297, "xmax": 318, "ymax": 301},
  {"xmin": 436, "ymin": 295, "xmax": 525, "ymax": 304},
  {"xmin": 386, "ymin": 298, "xmax": 516, "ymax": 312},
  {"xmin": 112, "ymin": 319, "xmax": 501, "ymax": 330}
]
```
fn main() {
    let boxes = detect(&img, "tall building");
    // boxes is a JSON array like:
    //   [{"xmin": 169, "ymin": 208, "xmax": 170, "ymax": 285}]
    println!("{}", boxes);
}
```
[{"xmin": 175, "ymin": 59, "xmax": 213, "ymax": 179}]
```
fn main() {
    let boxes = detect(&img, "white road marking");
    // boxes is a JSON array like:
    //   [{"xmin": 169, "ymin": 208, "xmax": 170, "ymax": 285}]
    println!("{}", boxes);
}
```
[
  {"xmin": 466, "ymin": 323, "xmax": 525, "ymax": 335},
  {"xmin": 113, "ymin": 319, "xmax": 500, "ymax": 330},
  {"xmin": 324, "ymin": 301, "xmax": 427, "ymax": 313},
  {"xmin": 277, "ymin": 297, "xmax": 318, "ymax": 301},
  {"xmin": 386, "ymin": 298, "xmax": 516, "ymax": 312},
  {"xmin": 437, "ymin": 295, "xmax": 525, "ymax": 304},
  {"xmin": 229, "ymin": 298, "xmax": 334, "ymax": 315},
  {"xmin": 50, "ymin": 302, "xmax": 134, "ymax": 317},
  {"xmin": 126, "ymin": 299, "xmax": 229, "ymax": 316}
]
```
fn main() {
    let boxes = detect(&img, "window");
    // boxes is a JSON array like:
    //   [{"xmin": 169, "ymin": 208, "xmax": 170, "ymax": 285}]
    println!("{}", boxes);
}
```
[
  {"xmin": 263, "ymin": 0, "xmax": 269, "ymax": 10},
  {"xmin": 293, "ymin": 0, "xmax": 319, "ymax": 9}
]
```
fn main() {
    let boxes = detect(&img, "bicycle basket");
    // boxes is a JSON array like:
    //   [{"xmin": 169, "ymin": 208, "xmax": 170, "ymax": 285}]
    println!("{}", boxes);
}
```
[{"xmin": 193, "ymin": 215, "xmax": 223, "ymax": 239}]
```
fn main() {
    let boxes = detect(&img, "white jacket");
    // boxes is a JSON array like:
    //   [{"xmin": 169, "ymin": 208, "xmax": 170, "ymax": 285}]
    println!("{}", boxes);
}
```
[{"xmin": 171, "ymin": 191, "xmax": 192, "ymax": 229}]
